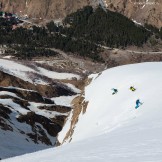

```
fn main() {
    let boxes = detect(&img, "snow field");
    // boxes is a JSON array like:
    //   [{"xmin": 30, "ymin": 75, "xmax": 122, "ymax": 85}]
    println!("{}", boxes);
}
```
[{"xmin": 70, "ymin": 62, "xmax": 162, "ymax": 142}]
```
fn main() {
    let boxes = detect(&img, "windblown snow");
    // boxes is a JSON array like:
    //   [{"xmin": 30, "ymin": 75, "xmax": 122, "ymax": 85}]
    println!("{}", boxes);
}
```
[{"xmin": 2, "ymin": 62, "xmax": 162, "ymax": 162}]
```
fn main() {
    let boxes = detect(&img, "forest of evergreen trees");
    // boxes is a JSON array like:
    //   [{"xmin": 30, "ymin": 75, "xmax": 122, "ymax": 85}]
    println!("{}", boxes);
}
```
[
  {"xmin": 63, "ymin": 6, "xmax": 152, "ymax": 47},
  {"xmin": 0, "ymin": 6, "xmax": 161, "ymax": 61}
]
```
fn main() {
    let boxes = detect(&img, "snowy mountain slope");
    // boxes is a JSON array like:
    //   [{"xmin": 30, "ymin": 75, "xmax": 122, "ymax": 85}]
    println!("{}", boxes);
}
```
[
  {"xmin": 0, "ymin": 88, "xmax": 54, "ymax": 159},
  {"xmin": 66, "ymin": 62, "xmax": 162, "ymax": 142},
  {"xmin": 3, "ymin": 62, "xmax": 162, "ymax": 162},
  {"xmin": 0, "ymin": 59, "xmax": 82, "ymax": 159},
  {"xmin": 0, "ymin": 84, "xmax": 75, "ymax": 159}
]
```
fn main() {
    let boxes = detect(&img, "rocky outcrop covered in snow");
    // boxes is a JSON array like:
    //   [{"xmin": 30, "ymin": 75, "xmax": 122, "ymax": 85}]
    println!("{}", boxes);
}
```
[{"xmin": 0, "ymin": 59, "xmax": 82, "ymax": 159}]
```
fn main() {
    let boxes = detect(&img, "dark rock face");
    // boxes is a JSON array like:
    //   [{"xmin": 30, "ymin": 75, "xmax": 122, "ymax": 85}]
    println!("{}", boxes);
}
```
[
  {"xmin": 0, "ymin": 104, "xmax": 11, "ymax": 119},
  {"xmin": 0, "ymin": 104, "xmax": 13, "ymax": 131},
  {"xmin": 54, "ymin": 85, "xmax": 76, "ymax": 96},
  {"xmin": 38, "ymin": 105, "xmax": 71, "ymax": 113},
  {"xmin": 17, "ymin": 112, "xmax": 61, "ymax": 145},
  {"xmin": 0, "ymin": 87, "xmax": 54, "ymax": 104},
  {"xmin": 17, "ymin": 112, "xmax": 62, "ymax": 137}
]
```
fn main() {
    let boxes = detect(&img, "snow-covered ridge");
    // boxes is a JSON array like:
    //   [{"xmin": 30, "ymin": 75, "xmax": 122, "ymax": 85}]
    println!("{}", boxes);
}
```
[
  {"xmin": 4, "ymin": 62, "xmax": 162, "ymax": 162},
  {"xmin": 0, "ymin": 59, "xmax": 80, "ymax": 84}
]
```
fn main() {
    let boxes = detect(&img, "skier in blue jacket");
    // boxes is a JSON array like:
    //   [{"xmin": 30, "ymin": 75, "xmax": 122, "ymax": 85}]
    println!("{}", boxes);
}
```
[{"xmin": 135, "ymin": 99, "xmax": 142, "ymax": 109}]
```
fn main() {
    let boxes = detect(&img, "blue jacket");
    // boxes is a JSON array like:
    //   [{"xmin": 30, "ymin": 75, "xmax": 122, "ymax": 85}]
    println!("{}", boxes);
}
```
[{"xmin": 136, "ymin": 99, "xmax": 140, "ymax": 105}]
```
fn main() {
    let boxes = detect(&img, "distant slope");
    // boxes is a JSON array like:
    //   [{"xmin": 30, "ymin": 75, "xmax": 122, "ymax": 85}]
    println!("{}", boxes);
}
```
[
  {"xmin": 0, "ymin": 0, "xmax": 90, "ymax": 19},
  {"xmin": 105, "ymin": 0, "xmax": 162, "ymax": 28},
  {"xmin": 0, "ymin": 6, "xmax": 154, "ymax": 62},
  {"xmin": 1, "ymin": 0, "xmax": 162, "ymax": 27},
  {"xmin": 3, "ymin": 62, "xmax": 162, "ymax": 162}
]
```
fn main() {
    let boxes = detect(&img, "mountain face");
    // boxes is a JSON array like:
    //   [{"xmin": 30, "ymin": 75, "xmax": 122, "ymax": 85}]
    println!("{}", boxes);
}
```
[
  {"xmin": 0, "ymin": 0, "xmax": 91, "ymax": 19},
  {"xmin": 1, "ymin": 0, "xmax": 162, "ymax": 27},
  {"xmin": 0, "ymin": 59, "xmax": 81, "ymax": 159},
  {"xmin": 105, "ymin": 0, "xmax": 162, "ymax": 28}
]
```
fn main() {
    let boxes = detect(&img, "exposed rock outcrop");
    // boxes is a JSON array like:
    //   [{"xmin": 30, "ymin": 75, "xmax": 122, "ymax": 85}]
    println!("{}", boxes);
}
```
[
  {"xmin": 57, "ymin": 78, "xmax": 91, "ymax": 144},
  {"xmin": 0, "ymin": 70, "xmax": 76, "ymax": 98},
  {"xmin": 0, "ymin": 61, "xmax": 81, "ymax": 159}
]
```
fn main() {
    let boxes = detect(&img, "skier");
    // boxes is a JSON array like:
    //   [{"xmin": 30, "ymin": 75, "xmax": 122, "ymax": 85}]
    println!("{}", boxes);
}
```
[
  {"xmin": 130, "ymin": 86, "xmax": 136, "ymax": 92},
  {"xmin": 135, "ymin": 99, "xmax": 142, "ymax": 109},
  {"xmin": 112, "ymin": 88, "xmax": 118, "ymax": 95}
]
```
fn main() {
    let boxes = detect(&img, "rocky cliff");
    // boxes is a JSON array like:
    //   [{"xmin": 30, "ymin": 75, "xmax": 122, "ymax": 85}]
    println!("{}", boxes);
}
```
[
  {"xmin": 0, "ymin": 0, "xmax": 91, "ymax": 19},
  {"xmin": 0, "ymin": 58, "xmax": 82, "ymax": 159},
  {"xmin": 1, "ymin": 0, "xmax": 162, "ymax": 27}
]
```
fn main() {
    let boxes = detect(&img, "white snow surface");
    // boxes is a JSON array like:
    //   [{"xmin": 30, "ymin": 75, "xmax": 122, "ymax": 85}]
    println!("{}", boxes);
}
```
[
  {"xmin": 65, "ymin": 83, "xmax": 81, "ymax": 93},
  {"xmin": 57, "ymin": 110, "xmax": 73, "ymax": 143},
  {"xmin": 3, "ymin": 62, "xmax": 162, "ymax": 162},
  {"xmin": 0, "ymin": 102, "xmax": 53, "ymax": 159},
  {"xmin": 0, "ymin": 91, "xmax": 20, "ymax": 98},
  {"xmin": 132, "ymin": 19, "xmax": 143, "ymax": 26},
  {"xmin": 0, "ymin": 59, "xmax": 80, "ymax": 84},
  {"xmin": 37, "ymin": 67, "xmax": 80, "ymax": 80},
  {"xmin": 29, "ymin": 102, "xmax": 68, "ymax": 118},
  {"xmin": 52, "ymin": 95, "xmax": 77, "ymax": 107}
]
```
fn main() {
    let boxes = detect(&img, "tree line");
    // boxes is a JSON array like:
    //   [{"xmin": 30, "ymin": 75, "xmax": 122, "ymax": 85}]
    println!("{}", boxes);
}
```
[{"xmin": 0, "ymin": 6, "xmax": 161, "ymax": 61}]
